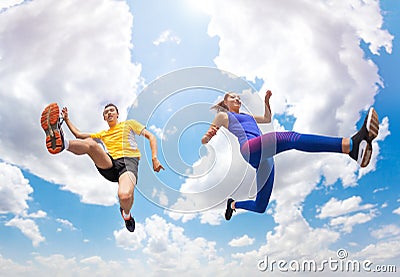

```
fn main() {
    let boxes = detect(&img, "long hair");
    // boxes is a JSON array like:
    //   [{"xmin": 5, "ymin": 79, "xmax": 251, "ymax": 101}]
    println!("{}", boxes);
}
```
[{"xmin": 211, "ymin": 93, "xmax": 231, "ymax": 112}]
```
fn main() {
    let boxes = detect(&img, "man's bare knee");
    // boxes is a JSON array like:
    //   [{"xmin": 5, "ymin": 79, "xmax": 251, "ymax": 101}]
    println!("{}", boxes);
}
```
[
  {"xmin": 118, "ymin": 190, "xmax": 133, "ymax": 202},
  {"xmin": 85, "ymin": 138, "xmax": 102, "ymax": 152}
]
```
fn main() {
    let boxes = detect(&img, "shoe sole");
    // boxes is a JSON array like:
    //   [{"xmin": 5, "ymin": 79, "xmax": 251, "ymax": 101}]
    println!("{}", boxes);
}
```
[
  {"xmin": 357, "ymin": 140, "xmax": 372, "ymax": 168},
  {"xmin": 366, "ymin": 107, "xmax": 379, "ymax": 141},
  {"xmin": 41, "ymin": 103, "xmax": 63, "ymax": 154}
]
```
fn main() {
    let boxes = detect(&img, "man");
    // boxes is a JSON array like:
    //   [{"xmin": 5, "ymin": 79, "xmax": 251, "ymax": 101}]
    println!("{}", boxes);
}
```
[{"xmin": 41, "ymin": 102, "xmax": 164, "ymax": 232}]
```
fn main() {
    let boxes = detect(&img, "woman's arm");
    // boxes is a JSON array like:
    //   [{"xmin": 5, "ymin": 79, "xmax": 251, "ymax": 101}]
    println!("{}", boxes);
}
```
[
  {"xmin": 61, "ymin": 107, "xmax": 91, "ymax": 139},
  {"xmin": 254, "ymin": 90, "xmax": 272, "ymax": 124},
  {"xmin": 201, "ymin": 112, "xmax": 228, "ymax": 144}
]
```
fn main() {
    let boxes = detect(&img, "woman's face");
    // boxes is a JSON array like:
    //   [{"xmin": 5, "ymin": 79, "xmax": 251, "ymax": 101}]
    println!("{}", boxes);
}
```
[{"xmin": 224, "ymin": 93, "xmax": 241, "ymax": 112}]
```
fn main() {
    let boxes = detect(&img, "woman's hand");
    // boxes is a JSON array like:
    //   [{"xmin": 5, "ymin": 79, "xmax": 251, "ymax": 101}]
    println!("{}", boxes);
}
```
[
  {"xmin": 265, "ymin": 90, "xmax": 272, "ymax": 105},
  {"xmin": 201, "ymin": 125, "xmax": 219, "ymax": 144}
]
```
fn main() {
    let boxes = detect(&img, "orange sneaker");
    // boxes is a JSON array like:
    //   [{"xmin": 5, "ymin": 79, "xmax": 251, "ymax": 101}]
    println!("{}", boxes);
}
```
[{"xmin": 40, "ymin": 103, "xmax": 65, "ymax": 154}]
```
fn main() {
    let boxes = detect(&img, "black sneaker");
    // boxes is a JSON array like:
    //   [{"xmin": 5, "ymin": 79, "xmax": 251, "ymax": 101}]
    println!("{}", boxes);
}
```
[
  {"xmin": 40, "ymin": 103, "xmax": 65, "ymax": 154},
  {"xmin": 225, "ymin": 198, "xmax": 235, "ymax": 221},
  {"xmin": 349, "ymin": 107, "xmax": 379, "ymax": 167},
  {"xmin": 120, "ymin": 207, "xmax": 135, "ymax": 232}
]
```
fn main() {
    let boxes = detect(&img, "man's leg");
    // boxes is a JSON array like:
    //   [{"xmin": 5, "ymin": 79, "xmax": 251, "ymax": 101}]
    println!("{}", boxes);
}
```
[
  {"xmin": 118, "ymin": 171, "xmax": 136, "ymax": 215},
  {"xmin": 67, "ymin": 138, "xmax": 112, "ymax": 169},
  {"xmin": 118, "ymin": 171, "xmax": 136, "ymax": 232}
]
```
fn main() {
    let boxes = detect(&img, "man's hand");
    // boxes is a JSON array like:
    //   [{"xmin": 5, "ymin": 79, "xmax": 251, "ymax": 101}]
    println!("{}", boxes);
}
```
[
  {"xmin": 61, "ymin": 107, "xmax": 69, "ymax": 121},
  {"xmin": 152, "ymin": 157, "xmax": 165, "ymax": 172}
]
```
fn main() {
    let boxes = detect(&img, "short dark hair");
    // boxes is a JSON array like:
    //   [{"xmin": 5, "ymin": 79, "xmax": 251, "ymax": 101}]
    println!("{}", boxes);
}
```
[{"xmin": 104, "ymin": 103, "xmax": 119, "ymax": 114}]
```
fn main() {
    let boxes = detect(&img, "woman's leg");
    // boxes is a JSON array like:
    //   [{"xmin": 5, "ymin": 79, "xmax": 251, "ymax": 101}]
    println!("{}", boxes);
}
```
[
  {"xmin": 242, "ymin": 131, "xmax": 346, "ymax": 164},
  {"xmin": 234, "ymin": 164, "xmax": 275, "ymax": 213}
]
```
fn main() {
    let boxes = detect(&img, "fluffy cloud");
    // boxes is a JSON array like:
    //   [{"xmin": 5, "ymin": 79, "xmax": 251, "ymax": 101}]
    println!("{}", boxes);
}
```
[
  {"xmin": 5, "ymin": 217, "xmax": 45, "ymax": 247},
  {"xmin": 56, "ymin": 218, "xmax": 77, "ymax": 231},
  {"xmin": 0, "ymin": 0, "xmax": 23, "ymax": 10},
  {"xmin": 229, "ymin": 235, "xmax": 255, "ymax": 247},
  {"xmin": 317, "ymin": 196, "xmax": 377, "ymax": 233},
  {"xmin": 329, "ymin": 211, "xmax": 376, "ymax": 233},
  {"xmin": 0, "ymin": 162, "xmax": 45, "ymax": 247},
  {"xmin": 317, "ymin": 196, "xmax": 375, "ymax": 219},
  {"xmin": 0, "ymin": 162, "xmax": 33, "ymax": 215},
  {"xmin": 114, "ymin": 214, "xmax": 229, "ymax": 275},
  {"xmin": 371, "ymin": 224, "xmax": 400, "ymax": 239},
  {"xmin": 153, "ymin": 30, "xmax": 181, "ymax": 46},
  {"xmin": 0, "ymin": 0, "xmax": 142, "ymax": 206}
]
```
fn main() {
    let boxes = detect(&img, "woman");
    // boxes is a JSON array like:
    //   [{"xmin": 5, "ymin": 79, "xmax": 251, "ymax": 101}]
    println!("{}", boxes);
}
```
[{"xmin": 201, "ymin": 91, "xmax": 379, "ymax": 220}]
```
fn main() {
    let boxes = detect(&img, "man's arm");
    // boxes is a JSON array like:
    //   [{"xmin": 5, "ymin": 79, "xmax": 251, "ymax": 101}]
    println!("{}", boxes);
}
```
[
  {"xmin": 254, "ymin": 90, "xmax": 272, "ymax": 124},
  {"xmin": 142, "ymin": 129, "xmax": 165, "ymax": 172},
  {"xmin": 61, "ymin": 107, "xmax": 91, "ymax": 139}
]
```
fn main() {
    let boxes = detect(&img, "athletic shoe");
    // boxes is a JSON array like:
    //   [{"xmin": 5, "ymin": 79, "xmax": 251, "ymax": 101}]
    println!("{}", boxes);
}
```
[
  {"xmin": 120, "ymin": 207, "xmax": 135, "ymax": 232},
  {"xmin": 40, "ymin": 103, "xmax": 65, "ymax": 154},
  {"xmin": 349, "ymin": 107, "xmax": 379, "ymax": 167},
  {"xmin": 225, "ymin": 198, "xmax": 235, "ymax": 221}
]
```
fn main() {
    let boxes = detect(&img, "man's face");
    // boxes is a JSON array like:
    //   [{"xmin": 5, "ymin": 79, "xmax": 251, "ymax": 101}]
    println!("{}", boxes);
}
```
[{"xmin": 103, "ymin": 106, "xmax": 118, "ymax": 123}]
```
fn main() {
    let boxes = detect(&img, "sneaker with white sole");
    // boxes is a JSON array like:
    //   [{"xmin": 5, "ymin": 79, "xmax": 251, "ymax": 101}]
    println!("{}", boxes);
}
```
[
  {"xmin": 120, "ymin": 207, "xmax": 135, "ymax": 232},
  {"xmin": 349, "ymin": 107, "xmax": 379, "ymax": 167},
  {"xmin": 41, "ymin": 103, "xmax": 65, "ymax": 154},
  {"xmin": 225, "ymin": 198, "xmax": 236, "ymax": 221}
]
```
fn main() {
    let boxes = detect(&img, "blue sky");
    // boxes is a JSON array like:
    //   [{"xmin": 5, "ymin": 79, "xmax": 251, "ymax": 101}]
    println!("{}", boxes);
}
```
[{"xmin": 0, "ymin": 0, "xmax": 399, "ymax": 276}]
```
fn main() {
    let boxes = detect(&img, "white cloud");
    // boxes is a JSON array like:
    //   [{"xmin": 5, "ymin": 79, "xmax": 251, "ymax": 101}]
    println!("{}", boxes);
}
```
[
  {"xmin": 114, "ymin": 215, "xmax": 229, "ymax": 275},
  {"xmin": 0, "ymin": 0, "xmax": 24, "ymax": 10},
  {"xmin": 5, "ymin": 217, "xmax": 45, "ymax": 247},
  {"xmin": 0, "ymin": 253, "xmax": 29, "ymax": 277},
  {"xmin": 0, "ymin": 0, "xmax": 142, "ymax": 206},
  {"xmin": 317, "ymin": 196, "xmax": 375, "ymax": 219},
  {"xmin": 373, "ymin": 187, "xmax": 389, "ymax": 193},
  {"xmin": 354, "ymin": 239, "xmax": 400, "ymax": 264},
  {"xmin": 56, "ymin": 218, "xmax": 77, "ymax": 231},
  {"xmin": 114, "ymin": 222, "xmax": 147, "ymax": 251},
  {"xmin": 153, "ymin": 29, "xmax": 181, "ymax": 46},
  {"xmin": 393, "ymin": 207, "xmax": 400, "ymax": 215},
  {"xmin": 329, "ymin": 211, "xmax": 376, "ymax": 233},
  {"xmin": 0, "ymin": 162, "xmax": 33, "ymax": 215},
  {"xmin": 371, "ymin": 225, "xmax": 400, "ymax": 239},
  {"xmin": 26, "ymin": 210, "xmax": 47, "ymax": 219},
  {"xmin": 229, "ymin": 235, "xmax": 255, "ymax": 247},
  {"xmin": 149, "ymin": 125, "xmax": 166, "ymax": 141},
  {"xmin": 148, "ymin": 125, "xmax": 178, "ymax": 141},
  {"xmin": 0, "ymin": 162, "xmax": 45, "ymax": 247}
]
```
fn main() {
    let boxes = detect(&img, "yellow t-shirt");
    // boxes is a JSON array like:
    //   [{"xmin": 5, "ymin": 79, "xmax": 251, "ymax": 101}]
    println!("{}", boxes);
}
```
[{"xmin": 90, "ymin": 120, "xmax": 145, "ymax": 159}]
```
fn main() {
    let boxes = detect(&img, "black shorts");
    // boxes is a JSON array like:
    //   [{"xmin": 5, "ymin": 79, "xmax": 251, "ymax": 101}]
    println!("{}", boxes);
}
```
[{"xmin": 96, "ymin": 155, "xmax": 139, "ymax": 182}]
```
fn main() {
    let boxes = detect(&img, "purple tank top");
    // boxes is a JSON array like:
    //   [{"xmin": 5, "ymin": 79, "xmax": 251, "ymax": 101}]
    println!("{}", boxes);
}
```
[{"xmin": 227, "ymin": 112, "xmax": 261, "ymax": 147}]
